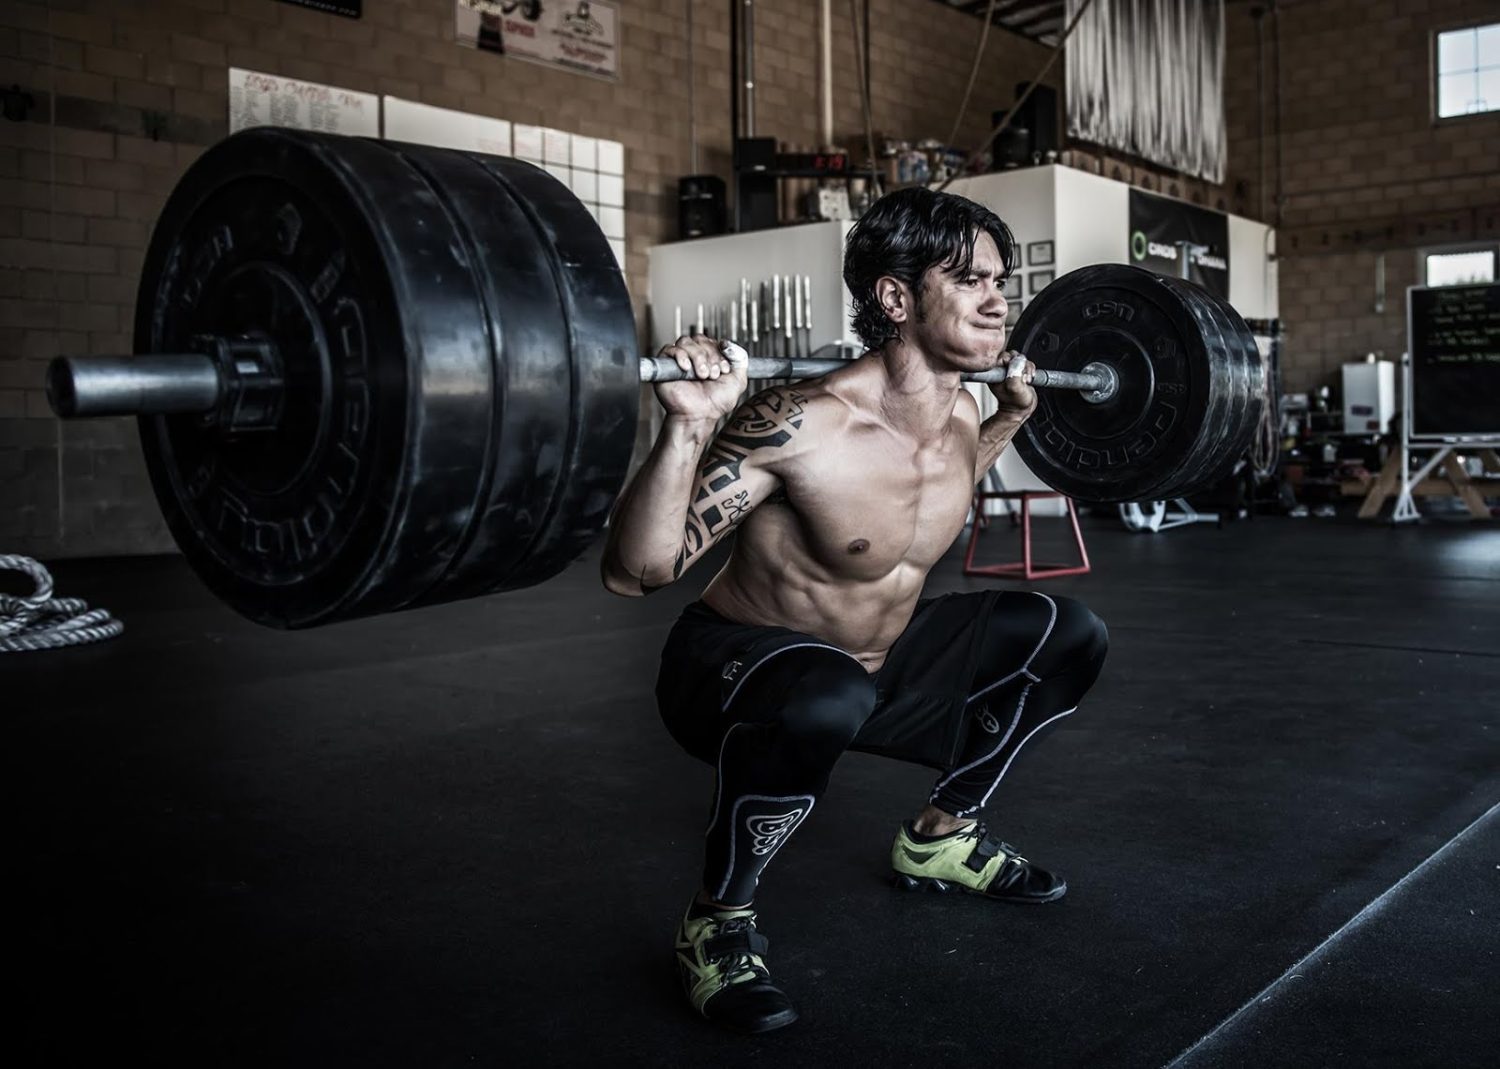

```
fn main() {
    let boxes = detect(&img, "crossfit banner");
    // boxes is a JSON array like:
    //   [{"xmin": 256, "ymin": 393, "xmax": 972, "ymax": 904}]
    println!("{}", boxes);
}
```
[
  {"xmin": 456, "ymin": 1, "xmax": 619, "ymax": 81},
  {"xmin": 1128, "ymin": 190, "xmax": 1229, "ymax": 299}
]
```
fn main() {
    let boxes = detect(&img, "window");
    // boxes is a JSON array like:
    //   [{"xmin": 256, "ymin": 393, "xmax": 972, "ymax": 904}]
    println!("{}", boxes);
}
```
[
  {"xmin": 1435, "ymin": 23, "xmax": 1500, "ymax": 118},
  {"xmin": 1424, "ymin": 247, "xmax": 1497, "ymax": 287}
]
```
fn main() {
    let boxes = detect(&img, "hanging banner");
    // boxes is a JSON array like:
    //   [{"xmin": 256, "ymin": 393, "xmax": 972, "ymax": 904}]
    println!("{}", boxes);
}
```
[
  {"xmin": 456, "ymin": 1, "xmax": 619, "ymax": 81},
  {"xmin": 1066, "ymin": 0, "xmax": 1226, "ymax": 182},
  {"xmin": 1128, "ymin": 190, "xmax": 1229, "ymax": 299}
]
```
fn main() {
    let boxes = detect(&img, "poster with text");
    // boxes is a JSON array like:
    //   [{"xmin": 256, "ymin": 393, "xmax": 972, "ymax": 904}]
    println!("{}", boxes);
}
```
[
  {"xmin": 456, "ymin": 0, "xmax": 619, "ymax": 81},
  {"xmin": 228, "ymin": 68, "xmax": 379, "ymax": 137}
]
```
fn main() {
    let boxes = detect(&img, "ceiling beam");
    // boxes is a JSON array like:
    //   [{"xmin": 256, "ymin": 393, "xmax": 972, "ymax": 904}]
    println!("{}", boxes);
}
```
[
  {"xmin": 995, "ymin": 0, "xmax": 1064, "ymax": 22},
  {"xmin": 933, "ymin": 0, "xmax": 1066, "ymax": 48}
]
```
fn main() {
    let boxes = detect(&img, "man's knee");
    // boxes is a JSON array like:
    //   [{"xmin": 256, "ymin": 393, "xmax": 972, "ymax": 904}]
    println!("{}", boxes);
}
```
[
  {"xmin": 775, "ymin": 651, "xmax": 877, "ymax": 746},
  {"xmin": 1050, "ymin": 596, "xmax": 1109, "ymax": 668}
]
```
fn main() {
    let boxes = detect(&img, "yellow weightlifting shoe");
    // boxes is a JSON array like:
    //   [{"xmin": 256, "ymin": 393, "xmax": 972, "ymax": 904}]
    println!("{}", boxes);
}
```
[
  {"xmin": 891, "ymin": 821, "xmax": 1067, "ymax": 903},
  {"xmin": 674, "ymin": 904, "xmax": 798, "ymax": 1033}
]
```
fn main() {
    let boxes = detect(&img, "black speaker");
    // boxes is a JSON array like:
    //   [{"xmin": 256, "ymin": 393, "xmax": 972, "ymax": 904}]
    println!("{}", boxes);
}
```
[
  {"xmin": 989, "ymin": 113, "xmax": 1032, "ymax": 169},
  {"xmin": 733, "ymin": 137, "xmax": 777, "ymax": 172},
  {"xmin": 1012, "ymin": 81, "xmax": 1059, "ymax": 158},
  {"xmin": 677, "ymin": 174, "xmax": 726, "ymax": 240},
  {"xmin": 734, "ymin": 137, "xmax": 779, "ymax": 232}
]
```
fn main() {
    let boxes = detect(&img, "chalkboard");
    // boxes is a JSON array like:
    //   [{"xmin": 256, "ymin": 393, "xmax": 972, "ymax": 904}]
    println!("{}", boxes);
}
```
[{"xmin": 1407, "ymin": 282, "xmax": 1500, "ymax": 438}]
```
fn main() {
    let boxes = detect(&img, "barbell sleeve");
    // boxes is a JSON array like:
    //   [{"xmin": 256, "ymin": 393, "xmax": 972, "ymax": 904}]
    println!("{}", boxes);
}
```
[
  {"xmin": 46, "ymin": 337, "xmax": 286, "ymax": 429},
  {"xmin": 46, "ymin": 353, "xmax": 222, "ymax": 418}
]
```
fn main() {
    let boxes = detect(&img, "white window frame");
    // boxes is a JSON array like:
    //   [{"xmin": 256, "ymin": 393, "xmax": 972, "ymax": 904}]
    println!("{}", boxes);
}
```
[
  {"xmin": 1432, "ymin": 21, "xmax": 1500, "ymax": 121},
  {"xmin": 1417, "ymin": 241, "xmax": 1499, "ymax": 287}
]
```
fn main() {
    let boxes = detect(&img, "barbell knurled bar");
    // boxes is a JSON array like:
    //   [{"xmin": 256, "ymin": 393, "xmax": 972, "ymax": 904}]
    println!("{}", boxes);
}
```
[{"xmin": 639, "ymin": 355, "xmax": 1119, "ymax": 399}]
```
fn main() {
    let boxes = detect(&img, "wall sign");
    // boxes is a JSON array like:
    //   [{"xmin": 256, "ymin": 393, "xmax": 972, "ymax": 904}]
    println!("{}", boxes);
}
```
[
  {"xmin": 1407, "ymin": 282, "xmax": 1500, "ymax": 439},
  {"xmin": 228, "ymin": 68, "xmax": 379, "ymax": 137},
  {"xmin": 277, "ymin": 0, "xmax": 361, "ymax": 17},
  {"xmin": 456, "ymin": 0, "xmax": 619, "ymax": 81},
  {"xmin": 1128, "ymin": 189, "xmax": 1229, "ymax": 299}
]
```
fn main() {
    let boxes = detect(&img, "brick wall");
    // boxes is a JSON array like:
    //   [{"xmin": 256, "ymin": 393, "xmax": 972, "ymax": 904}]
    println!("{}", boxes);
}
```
[
  {"xmin": 1220, "ymin": 0, "xmax": 1500, "ymax": 393},
  {"xmin": 0, "ymin": 0, "xmax": 1052, "ymax": 559}
]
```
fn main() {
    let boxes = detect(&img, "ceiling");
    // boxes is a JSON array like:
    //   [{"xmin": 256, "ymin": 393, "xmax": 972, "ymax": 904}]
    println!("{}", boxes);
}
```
[{"xmin": 933, "ymin": 0, "xmax": 1068, "ymax": 48}]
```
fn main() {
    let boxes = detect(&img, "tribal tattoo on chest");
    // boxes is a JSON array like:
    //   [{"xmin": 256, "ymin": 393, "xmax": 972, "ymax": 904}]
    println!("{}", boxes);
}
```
[{"xmin": 643, "ymin": 389, "xmax": 807, "ymax": 592}]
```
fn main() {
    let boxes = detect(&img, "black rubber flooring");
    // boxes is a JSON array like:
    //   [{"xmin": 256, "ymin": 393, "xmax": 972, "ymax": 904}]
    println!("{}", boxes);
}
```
[{"xmin": 7, "ymin": 516, "xmax": 1499, "ymax": 1067}]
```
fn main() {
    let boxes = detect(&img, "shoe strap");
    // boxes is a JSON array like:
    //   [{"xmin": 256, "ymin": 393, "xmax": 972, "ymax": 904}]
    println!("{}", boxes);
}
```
[
  {"xmin": 704, "ymin": 927, "xmax": 770, "ymax": 962},
  {"xmin": 964, "ymin": 827, "xmax": 1022, "ymax": 873}
]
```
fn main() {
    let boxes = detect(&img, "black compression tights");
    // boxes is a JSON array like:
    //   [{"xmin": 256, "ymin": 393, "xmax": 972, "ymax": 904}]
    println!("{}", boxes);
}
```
[{"xmin": 702, "ymin": 593, "xmax": 1108, "ymax": 906}]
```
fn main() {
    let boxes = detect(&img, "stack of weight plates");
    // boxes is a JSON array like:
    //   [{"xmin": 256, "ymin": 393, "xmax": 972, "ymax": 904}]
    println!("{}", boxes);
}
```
[
  {"xmin": 1009, "ymin": 263, "xmax": 1263, "ymax": 505},
  {"xmin": 134, "ymin": 128, "xmax": 638, "ymax": 628}
]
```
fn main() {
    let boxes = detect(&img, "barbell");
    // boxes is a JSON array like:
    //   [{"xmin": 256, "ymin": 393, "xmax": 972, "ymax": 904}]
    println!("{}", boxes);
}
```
[
  {"xmin": 42, "ymin": 128, "xmax": 1263, "ymax": 629},
  {"xmin": 51, "ymin": 349, "xmax": 1121, "ymax": 416}
]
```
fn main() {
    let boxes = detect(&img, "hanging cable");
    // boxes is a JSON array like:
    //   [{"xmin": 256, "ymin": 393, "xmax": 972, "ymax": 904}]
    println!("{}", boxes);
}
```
[
  {"xmin": 937, "ymin": 0, "xmax": 1100, "ymax": 193},
  {"xmin": 847, "ymin": 0, "xmax": 881, "ymax": 199},
  {"xmin": 943, "ymin": 0, "xmax": 999, "ymax": 155},
  {"xmin": 1249, "ymin": 329, "xmax": 1283, "ymax": 479},
  {"xmin": 686, "ymin": 0, "xmax": 698, "ymax": 173}
]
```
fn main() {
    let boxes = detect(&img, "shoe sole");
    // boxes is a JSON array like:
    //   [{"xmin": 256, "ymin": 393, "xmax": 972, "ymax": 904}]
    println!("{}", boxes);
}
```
[
  {"xmin": 726, "ymin": 1007, "xmax": 800, "ymax": 1035},
  {"xmin": 678, "ymin": 961, "xmax": 800, "ymax": 1034},
  {"xmin": 891, "ymin": 872, "xmax": 1066, "ymax": 904}
]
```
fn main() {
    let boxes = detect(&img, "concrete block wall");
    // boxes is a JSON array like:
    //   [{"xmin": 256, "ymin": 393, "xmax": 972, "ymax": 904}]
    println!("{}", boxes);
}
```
[
  {"xmin": 0, "ymin": 0, "xmax": 1053, "ymax": 559},
  {"xmin": 1220, "ymin": 0, "xmax": 1500, "ymax": 393}
]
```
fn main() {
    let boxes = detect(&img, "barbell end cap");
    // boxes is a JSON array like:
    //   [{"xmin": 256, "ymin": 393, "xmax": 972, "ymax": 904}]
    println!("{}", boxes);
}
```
[{"xmin": 1078, "ymin": 361, "xmax": 1120, "ymax": 404}]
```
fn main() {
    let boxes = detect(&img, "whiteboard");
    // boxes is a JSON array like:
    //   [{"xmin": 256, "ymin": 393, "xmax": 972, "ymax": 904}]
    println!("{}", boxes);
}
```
[
  {"xmin": 1407, "ymin": 282, "xmax": 1500, "ymax": 439},
  {"xmin": 228, "ymin": 67, "xmax": 378, "ymax": 137}
]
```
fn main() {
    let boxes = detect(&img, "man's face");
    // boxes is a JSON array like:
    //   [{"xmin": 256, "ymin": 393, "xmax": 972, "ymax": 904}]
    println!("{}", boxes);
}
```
[{"xmin": 908, "ymin": 231, "xmax": 1010, "ymax": 369}]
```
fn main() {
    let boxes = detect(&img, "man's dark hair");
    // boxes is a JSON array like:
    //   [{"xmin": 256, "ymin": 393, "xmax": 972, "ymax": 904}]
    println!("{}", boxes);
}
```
[{"xmin": 843, "ymin": 187, "xmax": 1017, "ymax": 351}]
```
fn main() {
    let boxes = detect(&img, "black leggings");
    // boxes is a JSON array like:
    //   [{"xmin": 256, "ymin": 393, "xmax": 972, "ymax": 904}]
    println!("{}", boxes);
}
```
[{"xmin": 699, "ymin": 593, "xmax": 1108, "ymax": 905}]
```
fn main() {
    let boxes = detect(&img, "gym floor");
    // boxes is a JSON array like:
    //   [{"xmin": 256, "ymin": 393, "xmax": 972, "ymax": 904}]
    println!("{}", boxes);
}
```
[{"xmin": 12, "ymin": 515, "xmax": 1499, "ymax": 1067}]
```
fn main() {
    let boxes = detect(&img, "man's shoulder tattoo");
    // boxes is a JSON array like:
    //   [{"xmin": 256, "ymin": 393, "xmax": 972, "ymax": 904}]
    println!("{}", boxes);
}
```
[{"xmin": 666, "ymin": 388, "xmax": 808, "ymax": 580}]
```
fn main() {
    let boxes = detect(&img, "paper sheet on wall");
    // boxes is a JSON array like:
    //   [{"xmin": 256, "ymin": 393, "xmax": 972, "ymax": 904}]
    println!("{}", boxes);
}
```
[
  {"xmin": 382, "ymin": 97, "xmax": 512, "ymax": 156},
  {"xmin": 228, "ymin": 68, "xmax": 380, "ymax": 137}
]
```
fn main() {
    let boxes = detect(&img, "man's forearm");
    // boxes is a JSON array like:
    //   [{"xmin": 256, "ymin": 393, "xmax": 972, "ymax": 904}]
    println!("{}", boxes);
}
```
[
  {"xmin": 974, "ymin": 410, "xmax": 1030, "ymax": 482},
  {"xmin": 601, "ymin": 416, "xmax": 716, "ymax": 593}
]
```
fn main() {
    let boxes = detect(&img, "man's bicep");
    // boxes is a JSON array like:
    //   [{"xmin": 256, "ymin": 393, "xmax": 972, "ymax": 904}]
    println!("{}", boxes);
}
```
[
  {"xmin": 685, "ymin": 444, "xmax": 781, "ymax": 548},
  {"xmin": 954, "ymin": 389, "xmax": 989, "ymax": 484},
  {"xmin": 956, "ymin": 386, "xmax": 982, "ymax": 429}
]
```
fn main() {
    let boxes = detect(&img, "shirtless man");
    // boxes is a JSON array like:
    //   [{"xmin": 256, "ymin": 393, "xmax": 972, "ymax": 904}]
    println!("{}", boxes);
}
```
[{"xmin": 601, "ymin": 187, "xmax": 1109, "ymax": 1034}]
